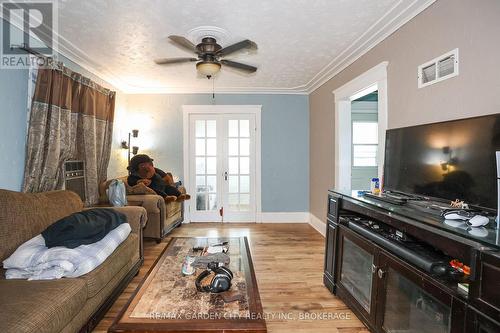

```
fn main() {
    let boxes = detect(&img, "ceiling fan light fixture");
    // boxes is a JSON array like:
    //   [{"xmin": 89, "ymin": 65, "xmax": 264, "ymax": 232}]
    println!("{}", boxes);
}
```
[
  {"xmin": 159, "ymin": 35, "xmax": 258, "ymax": 77},
  {"xmin": 196, "ymin": 61, "xmax": 221, "ymax": 77}
]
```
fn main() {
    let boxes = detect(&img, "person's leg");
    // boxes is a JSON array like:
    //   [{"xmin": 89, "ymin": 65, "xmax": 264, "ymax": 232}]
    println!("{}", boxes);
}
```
[
  {"xmin": 175, "ymin": 185, "xmax": 191, "ymax": 202},
  {"xmin": 164, "ymin": 184, "xmax": 181, "ymax": 197},
  {"xmin": 161, "ymin": 183, "xmax": 191, "ymax": 203}
]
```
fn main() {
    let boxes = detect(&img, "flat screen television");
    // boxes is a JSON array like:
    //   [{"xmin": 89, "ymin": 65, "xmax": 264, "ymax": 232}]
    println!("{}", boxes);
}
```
[{"xmin": 384, "ymin": 114, "xmax": 500, "ymax": 211}]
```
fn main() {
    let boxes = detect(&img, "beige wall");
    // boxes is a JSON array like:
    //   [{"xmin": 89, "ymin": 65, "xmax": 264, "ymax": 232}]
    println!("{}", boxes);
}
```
[{"xmin": 309, "ymin": 0, "xmax": 500, "ymax": 222}]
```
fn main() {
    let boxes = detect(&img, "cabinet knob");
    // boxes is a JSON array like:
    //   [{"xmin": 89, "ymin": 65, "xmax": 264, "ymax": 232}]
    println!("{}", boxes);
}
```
[
  {"xmin": 371, "ymin": 264, "xmax": 377, "ymax": 274},
  {"xmin": 378, "ymin": 268, "xmax": 386, "ymax": 279}
]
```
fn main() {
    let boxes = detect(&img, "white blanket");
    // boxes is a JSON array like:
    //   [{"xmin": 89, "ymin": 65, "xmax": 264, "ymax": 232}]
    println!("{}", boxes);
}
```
[{"xmin": 3, "ymin": 223, "xmax": 131, "ymax": 280}]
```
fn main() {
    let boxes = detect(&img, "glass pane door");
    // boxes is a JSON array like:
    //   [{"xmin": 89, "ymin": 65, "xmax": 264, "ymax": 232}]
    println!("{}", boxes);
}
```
[
  {"xmin": 382, "ymin": 267, "xmax": 451, "ymax": 333},
  {"xmin": 222, "ymin": 115, "xmax": 256, "ymax": 222},
  {"xmin": 188, "ymin": 113, "xmax": 257, "ymax": 222},
  {"xmin": 190, "ymin": 116, "xmax": 222, "ymax": 222},
  {"xmin": 340, "ymin": 237, "xmax": 374, "ymax": 313}
]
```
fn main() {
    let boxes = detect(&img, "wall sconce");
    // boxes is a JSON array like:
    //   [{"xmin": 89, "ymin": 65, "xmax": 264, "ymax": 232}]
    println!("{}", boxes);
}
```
[
  {"xmin": 121, "ymin": 129, "xmax": 139, "ymax": 165},
  {"xmin": 440, "ymin": 146, "xmax": 458, "ymax": 175},
  {"xmin": 440, "ymin": 161, "xmax": 449, "ymax": 172}
]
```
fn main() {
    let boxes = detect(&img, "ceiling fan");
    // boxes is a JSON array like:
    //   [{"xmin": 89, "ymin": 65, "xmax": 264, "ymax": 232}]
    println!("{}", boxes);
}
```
[{"xmin": 155, "ymin": 35, "xmax": 258, "ymax": 78}]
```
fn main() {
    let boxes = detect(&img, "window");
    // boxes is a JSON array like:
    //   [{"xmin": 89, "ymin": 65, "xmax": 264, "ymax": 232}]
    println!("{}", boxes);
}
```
[{"xmin": 352, "ymin": 122, "xmax": 378, "ymax": 166}]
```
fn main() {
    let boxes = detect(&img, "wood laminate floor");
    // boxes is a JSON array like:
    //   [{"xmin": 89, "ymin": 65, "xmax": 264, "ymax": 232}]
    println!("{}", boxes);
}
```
[{"xmin": 93, "ymin": 223, "xmax": 369, "ymax": 333}]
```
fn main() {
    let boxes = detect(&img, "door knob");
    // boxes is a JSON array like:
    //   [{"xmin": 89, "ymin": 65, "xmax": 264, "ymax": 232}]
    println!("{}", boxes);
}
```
[
  {"xmin": 377, "ymin": 268, "xmax": 386, "ymax": 279},
  {"xmin": 224, "ymin": 171, "xmax": 228, "ymax": 181}
]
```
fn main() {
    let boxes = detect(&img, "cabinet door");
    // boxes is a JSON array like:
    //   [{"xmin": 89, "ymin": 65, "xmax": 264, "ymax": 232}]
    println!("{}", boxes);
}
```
[
  {"xmin": 323, "ymin": 220, "xmax": 337, "ymax": 293},
  {"xmin": 336, "ymin": 225, "xmax": 379, "ymax": 326},
  {"xmin": 327, "ymin": 194, "xmax": 339, "ymax": 221},
  {"xmin": 376, "ymin": 251, "xmax": 463, "ymax": 333},
  {"xmin": 469, "ymin": 251, "xmax": 500, "ymax": 321},
  {"xmin": 466, "ymin": 308, "xmax": 500, "ymax": 333}
]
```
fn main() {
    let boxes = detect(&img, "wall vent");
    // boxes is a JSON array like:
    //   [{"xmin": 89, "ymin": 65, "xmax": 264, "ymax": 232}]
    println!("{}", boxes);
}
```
[{"xmin": 418, "ymin": 48, "xmax": 459, "ymax": 88}]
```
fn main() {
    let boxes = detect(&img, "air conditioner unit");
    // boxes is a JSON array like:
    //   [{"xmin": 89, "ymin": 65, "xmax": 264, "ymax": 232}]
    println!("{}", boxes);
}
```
[{"xmin": 64, "ymin": 160, "xmax": 86, "ymax": 201}]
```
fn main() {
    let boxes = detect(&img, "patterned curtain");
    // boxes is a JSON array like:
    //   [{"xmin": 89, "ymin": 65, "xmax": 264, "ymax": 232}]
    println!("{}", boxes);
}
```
[{"xmin": 22, "ymin": 60, "xmax": 115, "ymax": 205}]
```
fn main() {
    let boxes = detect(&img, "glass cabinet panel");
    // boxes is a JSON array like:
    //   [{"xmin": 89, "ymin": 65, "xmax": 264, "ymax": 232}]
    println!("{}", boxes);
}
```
[
  {"xmin": 340, "ymin": 238, "xmax": 374, "ymax": 312},
  {"xmin": 383, "ymin": 268, "xmax": 451, "ymax": 333}
]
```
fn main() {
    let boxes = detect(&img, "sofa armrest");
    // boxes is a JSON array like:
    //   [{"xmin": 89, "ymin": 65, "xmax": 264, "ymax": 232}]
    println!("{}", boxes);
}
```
[
  {"xmin": 85, "ymin": 206, "xmax": 147, "ymax": 235},
  {"xmin": 109, "ymin": 206, "xmax": 148, "ymax": 234},
  {"xmin": 126, "ymin": 194, "xmax": 166, "ymax": 214},
  {"xmin": 85, "ymin": 205, "xmax": 147, "ymax": 259}
]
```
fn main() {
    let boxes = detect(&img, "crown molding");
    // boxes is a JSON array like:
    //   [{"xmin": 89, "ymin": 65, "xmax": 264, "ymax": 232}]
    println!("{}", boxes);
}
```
[
  {"xmin": 117, "ymin": 85, "xmax": 309, "ymax": 95},
  {"xmin": 303, "ymin": 0, "xmax": 436, "ymax": 94},
  {"xmin": 55, "ymin": 38, "xmax": 127, "ymax": 91},
  {"xmin": 3, "ymin": 0, "xmax": 435, "ymax": 95}
]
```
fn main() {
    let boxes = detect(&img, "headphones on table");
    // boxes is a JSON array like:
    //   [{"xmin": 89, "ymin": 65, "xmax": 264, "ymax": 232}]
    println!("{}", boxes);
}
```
[{"xmin": 195, "ymin": 264, "xmax": 233, "ymax": 293}]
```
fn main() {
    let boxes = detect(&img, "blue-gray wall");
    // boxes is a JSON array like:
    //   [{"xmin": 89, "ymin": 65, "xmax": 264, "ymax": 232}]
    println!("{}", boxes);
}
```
[
  {"xmin": 119, "ymin": 94, "xmax": 310, "ymax": 212},
  {"xmin": 0, "ymin": 64, "xmax": 28, "ymax": 190}
]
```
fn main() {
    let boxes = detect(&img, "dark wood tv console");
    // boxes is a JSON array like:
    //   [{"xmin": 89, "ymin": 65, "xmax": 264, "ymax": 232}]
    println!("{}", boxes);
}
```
[{"xmin": 324, "ymin": 189, "xmax": 500, "ymax": 333}]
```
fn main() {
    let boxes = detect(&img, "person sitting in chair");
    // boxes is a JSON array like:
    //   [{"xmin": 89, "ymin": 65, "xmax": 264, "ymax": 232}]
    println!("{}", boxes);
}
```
[{"xmin": 127, "ymin": 154, "xmax": 190, "ymax": 203}]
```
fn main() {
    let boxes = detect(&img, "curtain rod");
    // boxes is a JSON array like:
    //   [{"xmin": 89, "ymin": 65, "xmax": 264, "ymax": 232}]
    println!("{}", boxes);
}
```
[
  {"xmin": 10, "ymin": 43, "xmax": 47, "ymax": 58},
  {"xmin": 10, "ymin": 43, "xmax": 114, "ymax": 95}
]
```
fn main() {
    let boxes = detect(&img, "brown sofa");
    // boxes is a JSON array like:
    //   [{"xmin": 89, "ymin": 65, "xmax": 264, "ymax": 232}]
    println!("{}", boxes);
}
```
[
  {"xmin": 99, "ymin": 176, "xmax": 184, "ymax": 242},
  {"xmin": 0, "ymin": 189, "xmax": 147, "ymax": 333}
]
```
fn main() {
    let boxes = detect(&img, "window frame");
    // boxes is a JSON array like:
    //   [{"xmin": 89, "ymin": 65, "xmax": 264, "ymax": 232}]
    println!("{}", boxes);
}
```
[{"xmin": 352, "ymin": 120, "xmax": 379, "ymax": 168}]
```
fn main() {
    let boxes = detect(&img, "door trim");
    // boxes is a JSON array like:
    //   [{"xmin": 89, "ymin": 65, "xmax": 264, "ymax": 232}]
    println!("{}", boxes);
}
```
[
  {"xmin": 182, "ymin": 105, "xmax": 262, "ymax": 223},
  {"xmin": 332, "ymin": 61, "xmax": 388, "ymax": 192}
]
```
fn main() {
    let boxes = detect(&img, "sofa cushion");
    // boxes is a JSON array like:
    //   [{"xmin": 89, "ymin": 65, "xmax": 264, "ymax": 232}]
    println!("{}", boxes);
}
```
[
  {"xmin": 0, "ymin": 278, "xmax": 87, "ymax": 333},
  {"xmin": 80, "ymin": 233, "xmax": 139, "ymax": 298}
]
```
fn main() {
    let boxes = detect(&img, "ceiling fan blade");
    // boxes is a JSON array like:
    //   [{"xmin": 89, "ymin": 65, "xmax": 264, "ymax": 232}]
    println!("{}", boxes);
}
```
[
  {"xmin": 154, "ymin": 57, "xmax": 198, "ymax": 65},
  {"xmin": 168, "ymin": 35, "xmax": 197, "ymax": 53},
  {"xmin": 220, "ymin": 59, "xmax": 257, "ymax": 73},
  {"xmin": 217, "ymin": 39, "xmax": 257, "ymax": 57}
]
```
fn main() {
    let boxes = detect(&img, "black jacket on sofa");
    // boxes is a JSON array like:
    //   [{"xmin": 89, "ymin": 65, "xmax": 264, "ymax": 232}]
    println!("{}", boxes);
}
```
[{"xmin": 41, "ymin": 208, "xmax": 126, "ymax": 248}]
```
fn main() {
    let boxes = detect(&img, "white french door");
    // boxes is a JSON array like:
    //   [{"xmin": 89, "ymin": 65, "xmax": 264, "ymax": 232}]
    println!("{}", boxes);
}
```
[{"xmin": 186, "ymin": 108, "xmax": 260, "ymax": 222}]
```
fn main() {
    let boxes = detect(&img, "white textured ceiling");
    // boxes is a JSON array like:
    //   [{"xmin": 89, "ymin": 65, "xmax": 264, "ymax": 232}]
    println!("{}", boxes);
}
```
[{"xmin": 56, "ymin": 0, "xmax": 434, "ymax": 93}]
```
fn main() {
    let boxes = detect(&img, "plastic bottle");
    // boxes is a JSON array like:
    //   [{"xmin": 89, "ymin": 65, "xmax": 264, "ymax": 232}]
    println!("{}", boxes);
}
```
[{"xmin": 371, "ymin": 178, "xmax": 380, "ymax": 194}]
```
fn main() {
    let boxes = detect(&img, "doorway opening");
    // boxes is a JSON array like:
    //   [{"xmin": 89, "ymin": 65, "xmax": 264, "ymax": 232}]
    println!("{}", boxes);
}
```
[
  {"xmin": 351, "ymin": 89, "xmax": 379, "ymax": 193},
  {"xmin": 332, "ymin": 62, "xmax": 388, "ymax": 194},
  {"xmin": 182, "ymin": 105, "xmax": 262, "ymax": 223}
]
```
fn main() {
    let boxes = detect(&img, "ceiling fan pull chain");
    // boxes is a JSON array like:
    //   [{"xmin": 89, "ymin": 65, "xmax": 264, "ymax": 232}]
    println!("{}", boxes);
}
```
[{"xmin": 212, "ymin": 77, "xmax": 216, "ymax": 102}]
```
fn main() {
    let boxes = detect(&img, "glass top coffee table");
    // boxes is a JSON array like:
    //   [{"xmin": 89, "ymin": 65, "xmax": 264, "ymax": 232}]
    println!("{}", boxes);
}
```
[{"xmin": 109, "ymin": 237, "xmax": 266, "ymax": 332}]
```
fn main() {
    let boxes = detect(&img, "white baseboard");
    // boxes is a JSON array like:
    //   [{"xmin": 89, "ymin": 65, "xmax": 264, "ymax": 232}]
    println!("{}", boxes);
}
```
[
  {"xmin": 259, "ymin": 212, "xmax": 310, "ymax": 223},
  {"xmin": 183, "ymin": 212, "xmax": 326, "ymax": 233},
  {"xmin": 309, "ymin": 214, "xmax": 326, "ymax": 237}
]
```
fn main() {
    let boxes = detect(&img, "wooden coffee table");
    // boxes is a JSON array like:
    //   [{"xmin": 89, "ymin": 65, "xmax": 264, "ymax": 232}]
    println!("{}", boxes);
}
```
[{"xmin": 109, "ymin": 237, "xmax": 266, "ymax": 332}]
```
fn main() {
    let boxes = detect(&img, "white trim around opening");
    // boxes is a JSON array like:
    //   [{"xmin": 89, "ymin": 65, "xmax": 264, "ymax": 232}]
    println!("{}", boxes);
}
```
[{"xmin": 332, "ymin": 61, "xmax": 388, "ymax": 192}]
